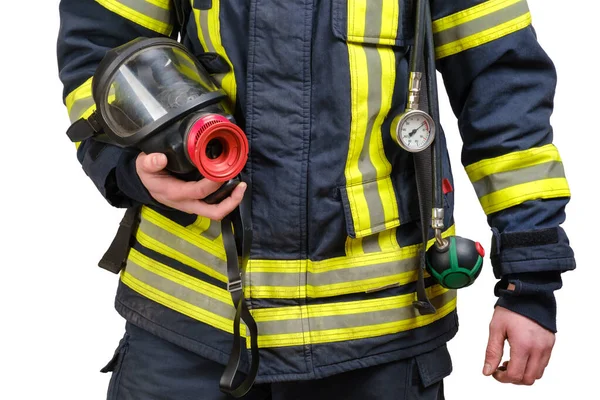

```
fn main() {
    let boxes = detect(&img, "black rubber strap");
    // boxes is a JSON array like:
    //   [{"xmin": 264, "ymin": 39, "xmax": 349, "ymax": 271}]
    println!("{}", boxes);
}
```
[
  {"xmin": 219, "ymin": 185, "xmax": 259, "ymax": 398},
  {"xmin": 98, "ymin": 206, "xmax": 141, "ymax": 274}
]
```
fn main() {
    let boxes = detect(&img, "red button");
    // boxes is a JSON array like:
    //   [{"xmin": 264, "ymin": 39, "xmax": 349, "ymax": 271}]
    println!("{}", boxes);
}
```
[
  {"xmin": 442, "ymin": 178, "xmax": 453, "ymax": 195},
  {"xmin": 475, "ymin": 242, "xmax": 485, "ymax": 257}
]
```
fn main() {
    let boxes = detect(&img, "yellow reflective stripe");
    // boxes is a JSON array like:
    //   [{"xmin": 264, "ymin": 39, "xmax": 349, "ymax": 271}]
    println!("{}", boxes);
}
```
[
  {"xmin": 192, "ymin": 0, "xmax": 237, "ymax": 107},
  {"xmin": 478, "ymin": 178, "xmax": 571, "ymax": 215},
  {"xmin": 129, "ymin": 247, "xmax": 230, "ymax": 303},
  {"xmin": 465, "ymin": 145, "xmax": 571, "ymax": 214},
  {"xmin": 465, "ymin": 144, "xmax": 561, "ymax": 182},
  {"xmin": 136, "ymin": 207, "xmax": 227, "ymax": 283},
  {"xmin": 345, "ymin": 229, "xmax": 399, "ymax": 257},
  {"xmin": 248, "ymin": 269, "xmax": 419, "ymax": 299},
  {"xmin": 246, "ymin": 226, "xmax": 455, "ymax": 299},
  {"xmin": 96, "ymin": 0, "xmax": 174, "ymax": 35},
  {"xmin": 433, "ymin": 0, "xmax": 531, "ymax": 59},
  {"xmin": 432, "ymin": 0, "xmax": 523, "ymax": 32},
  {"xmin": 248, "ymin": 225, "xmax": 454, "ymax": 274},
  {"xmin": 345, "ymin": 0, "xmax": 401, "ymax": 239},
  {"xmin": 123, "ymin": 245, "xmax": 455, "ymax": 347},
  {"xmin": 65, "ymin": 77, "xmax": 96, "ymax": 123},
  {"xmin": 136, "ymin": 225, "xmax": 228, "ymax": 283},
  {"xmin": 378, "ymin": 0, "xmax": 400, "ymax": 44},
  {"xmin": 140, "ymin": 206, "xmax": 226, "ymax": 259},
  {"xmin": 145, "ymin": 0, "xmax": 169, "ymax": 10},
  {"xmin": 186, "ymin": 216, "xmax": 222, "ymax": 241},
  {"xmin": 254, "ymin": 289, "xmax": 457, "ymax": 348},
  {"xmin": 122, "ymin": 248, "xmax": 246, "ymax": 336},
  {"xmin": 253, "ymin": 285, "xmax": 448, "ymax": 320}
]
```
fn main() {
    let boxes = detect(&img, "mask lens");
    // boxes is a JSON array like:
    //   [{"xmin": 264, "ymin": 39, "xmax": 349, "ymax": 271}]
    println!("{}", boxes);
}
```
[{"xmin": 100, "ymin": 45, "xmax": 218, "ymax": 138}]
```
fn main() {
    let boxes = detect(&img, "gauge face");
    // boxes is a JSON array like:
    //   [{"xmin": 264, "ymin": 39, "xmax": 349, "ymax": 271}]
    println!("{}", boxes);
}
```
[{"xmin": 396, "ymin": 111, "xmax": 435, "ymax": 152}]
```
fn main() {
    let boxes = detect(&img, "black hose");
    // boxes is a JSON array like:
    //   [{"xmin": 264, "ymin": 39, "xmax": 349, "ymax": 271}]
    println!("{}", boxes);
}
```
[
  {"xmin": 424, "ymin": 0, "xmax": 444, "ymax": 210},
  {"xmin": 410, "ymin": 0, "xmax": 427, "ymax": 74}
]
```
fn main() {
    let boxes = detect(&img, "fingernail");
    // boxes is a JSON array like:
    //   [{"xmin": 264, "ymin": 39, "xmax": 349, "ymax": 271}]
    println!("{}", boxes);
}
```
[
  {"xmin": 153, "ymin": 155, "xmax": 163, "ymax": 167},
  {"xmin": 483, "ymin": 363, "xmax": 493, "ymax": 375},
  {"xmin": 239, "ymin": 182, "xmax": 247, "ymax": 191}
]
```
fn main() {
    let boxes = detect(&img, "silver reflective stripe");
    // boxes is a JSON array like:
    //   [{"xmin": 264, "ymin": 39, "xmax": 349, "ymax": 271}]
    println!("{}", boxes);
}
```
[
  {"xmin": 138, "ymin": 217, "xmax": 227, "ymax": 274},
  {"xmin": 202, "ymin": 220, "xmax": 222, "ymax": 241},
  {"xmin": 249, "ymin": 256, "xmax": 418, "ymax": 288},
  {"xmin": 117, "ymin": 0, "xmax": 173, "ymax": 25},
  {"xmin": 257, "ymin": 290, "xmax": 455, "ymax": 336},
  {"xmin": 472, "ymin": 161, "xmax": 565, "ymax": 198},
  {"xmin": 199, "ymin": 10, "xmax": 227, "ymax": 87},
  {"xmin": 361, "ymin": 234, "xmax": 382, "ymax": 254},
  {"xmin": 434, "ymin": 0, "xmax": 530, "ymax": 47},
  {"xmin": 355, "ymin": 45, "xmax": 387, "ymax": 235},
  {"xmin": 126, "ymin": 260, "xmax": 236, "ymax": 319},
  {"xmin": 69, "ymin": 97, "xmax": 95, "ymax": 123},
  {"xmin": 364, "ymin": 0, "xmax": 384, "ymax": 39}
]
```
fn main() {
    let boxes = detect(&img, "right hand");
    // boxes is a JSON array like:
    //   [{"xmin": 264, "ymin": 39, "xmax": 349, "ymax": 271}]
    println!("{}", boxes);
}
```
[{"xmin": 136, "ymin": 152, "xmax": 247, "ymax": 220}]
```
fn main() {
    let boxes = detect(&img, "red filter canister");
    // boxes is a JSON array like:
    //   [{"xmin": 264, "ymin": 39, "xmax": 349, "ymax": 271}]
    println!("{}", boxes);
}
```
[{"xmin": 186, "ymin": 114, "xmax": 249, "ymax": 182}]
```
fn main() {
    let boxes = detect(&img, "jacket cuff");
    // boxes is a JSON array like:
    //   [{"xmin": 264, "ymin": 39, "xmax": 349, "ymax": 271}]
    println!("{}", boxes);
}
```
[
  {"xmin": 490, "ymin": 226, "xmax": 576, "ymax": 279},
  {"xmin": 494, "ymin": 272, "xmax": 563, "ymax": 333}
]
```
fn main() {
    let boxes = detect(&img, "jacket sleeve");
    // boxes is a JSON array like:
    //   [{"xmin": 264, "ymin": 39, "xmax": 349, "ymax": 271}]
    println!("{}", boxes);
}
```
[
  {"xmin": 430, "ymin": 0, "xmax": 576, "ymax": 332},
  {"xmin": 57, "ymin": 0, "xmax": 178, "ymax": 208}
]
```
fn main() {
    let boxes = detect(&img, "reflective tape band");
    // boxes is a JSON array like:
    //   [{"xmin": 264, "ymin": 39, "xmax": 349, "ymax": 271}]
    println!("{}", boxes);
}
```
[
  {"xmin": 140, "ymin": 207, "xmax": 226, "ymax": 259},
  {"xmin": 466, "ymin": 144, "xmax": 571, "ymax": 215},
  {"xmin": 135, "ymin": 205, "xmax": 455, "ymax": 299},
  {"xmin": 193, "ymin": 0, "xmax": 237, "ymax": 107},
  {"xmin": 136, "ymin": 207, "xmax": 228, "ymax": 282},
  {"xmin": 254, "ymin": 288, "xmax": 457, "ymax": 348},
  {"xmin": 472, "ymin": 161, "xmax": 565, "ymax": 199},
  {"xmin": 96, "ymin": 0, "xmax": 174, "ymax": 35},
  {"xmin": 347, "ymin": 0, "xmax": 400, "ymax": 45},
  {"xmin": 433, "ymin": 0, "xmax": 531, "ymax": 59},
  {"xmin": 122, "ymin": 248, "xmax": 244, "ymax": 335},
  {"xmin": 344, "ymin": 0, "xmax": 401, "ymax": 240},
  {"xmin": 246, "ymin": 225, "xmax": 455, "ymax": 299},
  {"xmin": 65, "ymin": 77, "xmax": 95, "ymax": 123},
  {"xmin": 122, "ymin": 247, "xmax": 456, "ymax": 348},
  {"xmin": 187, "ymin": 216, "xmax": 222, "ymax": 241}
]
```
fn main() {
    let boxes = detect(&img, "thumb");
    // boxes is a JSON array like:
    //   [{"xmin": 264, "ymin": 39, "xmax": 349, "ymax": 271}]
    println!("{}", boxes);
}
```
[
  {"xmin": 484, "ymin": 325, "xmax": 505, "ymax": 376},
  {"xmin": 139, "ymin": 153, "xmax": 168, "ymax": 173}
]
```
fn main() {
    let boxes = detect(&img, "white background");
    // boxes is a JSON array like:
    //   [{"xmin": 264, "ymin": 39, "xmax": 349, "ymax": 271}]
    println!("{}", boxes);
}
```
[{"xmin": 0, "ymin": 0, "xmax": 597, "ymax": 399}]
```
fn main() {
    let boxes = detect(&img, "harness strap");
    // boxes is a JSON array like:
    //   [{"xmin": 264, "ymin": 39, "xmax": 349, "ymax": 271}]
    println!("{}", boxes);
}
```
[{"xmin": 219, "ymin": 182, "xmax": 260, "ymax": 398}]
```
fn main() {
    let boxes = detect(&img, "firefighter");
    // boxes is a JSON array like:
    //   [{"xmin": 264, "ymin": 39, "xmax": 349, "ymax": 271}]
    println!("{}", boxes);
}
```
[{"xmin": 57, "ymin": 0, "xmax": 575, "ymax": 398}]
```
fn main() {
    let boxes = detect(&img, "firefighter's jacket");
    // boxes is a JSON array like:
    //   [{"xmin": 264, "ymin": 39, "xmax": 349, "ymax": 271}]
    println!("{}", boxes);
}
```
[{"xmin": 57, "ymin": 0, "xmax": 576, "ymax": 383}]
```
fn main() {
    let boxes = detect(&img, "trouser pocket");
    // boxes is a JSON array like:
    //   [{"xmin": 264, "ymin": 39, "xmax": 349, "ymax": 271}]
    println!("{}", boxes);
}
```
[
  {"xmin": 407, "ymin": 345, "xmax": 452, "ymax": 400},
  {"xmin": 101, "ymin": 333, "xmax": 130, "ymax": 400}
]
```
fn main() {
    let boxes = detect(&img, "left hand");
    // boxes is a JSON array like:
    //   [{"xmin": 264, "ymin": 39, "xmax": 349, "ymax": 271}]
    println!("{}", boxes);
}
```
[{"xmin": 483, "ymin": 306, "xmax": 555, "ymax": 385}]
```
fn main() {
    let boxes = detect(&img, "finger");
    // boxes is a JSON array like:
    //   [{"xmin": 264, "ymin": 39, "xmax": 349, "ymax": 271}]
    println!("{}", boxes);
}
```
[
  {"xmin": 138, "ymin": 153, "xmax": 168, "ymax": 174},
  {"xmin": 537, "ymin": 349, "xmax": 552, "ymax": 379},
  {"xmin": 177, "ymin": 182, "xmax": 247, "ymax": 219},
  {"xmin": 483, "ymin": 324, "xmax": 505, "ymax": 376},
  {"xmin": 522, "ymin": 354, "xmax": 544, "ymax": 386},
  {"xmin": 494, "ymin": 345, "xmax": 529, "ymax": 384},
  {"xmin": 177, "ymin": 179, "xmax": 225, "ymax": 201},
  {"xmin": 203, "ymin": 182, "xmax": 247, "ymax": 220}
]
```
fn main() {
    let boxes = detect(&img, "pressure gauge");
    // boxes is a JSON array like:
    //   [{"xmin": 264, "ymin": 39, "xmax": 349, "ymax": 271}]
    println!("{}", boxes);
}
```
[{"xmin": 394, "ymin": 109, "xmax": 435, "ymax": 153}]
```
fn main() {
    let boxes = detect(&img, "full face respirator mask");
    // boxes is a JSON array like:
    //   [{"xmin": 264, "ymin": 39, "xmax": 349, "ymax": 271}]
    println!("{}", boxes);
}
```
[{"xmin": 67, "ymin": 37, "xmax": 249, "ymax": 190}]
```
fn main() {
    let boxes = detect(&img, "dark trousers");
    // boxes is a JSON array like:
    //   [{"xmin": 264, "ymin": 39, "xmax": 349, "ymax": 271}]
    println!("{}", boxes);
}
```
[{"xmin": 103, "ymin": 323, "xmax": 449, "ymax": 400}]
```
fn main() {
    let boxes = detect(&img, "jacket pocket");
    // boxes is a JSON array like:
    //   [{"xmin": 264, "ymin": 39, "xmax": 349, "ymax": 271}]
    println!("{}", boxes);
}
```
[{"xmin": 331, "ymin": 0, "xmax": 413, "ymax": 47}]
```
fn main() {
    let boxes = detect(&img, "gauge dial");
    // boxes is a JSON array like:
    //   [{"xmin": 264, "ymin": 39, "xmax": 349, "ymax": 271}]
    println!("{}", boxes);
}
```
[{"xmin": 395, "ymin": 110, "xmax": 435, "ymax": 153}]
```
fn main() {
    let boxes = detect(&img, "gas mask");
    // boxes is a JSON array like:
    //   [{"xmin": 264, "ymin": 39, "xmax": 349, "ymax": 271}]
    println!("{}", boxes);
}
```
[{"xmin": 67, "ymin": 37, "xmax": 248, "ymax": 184}]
